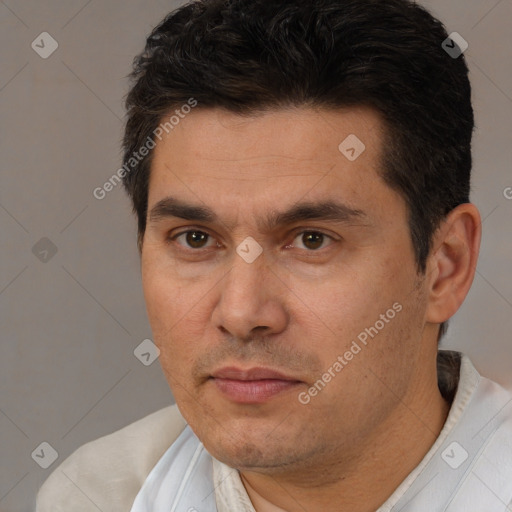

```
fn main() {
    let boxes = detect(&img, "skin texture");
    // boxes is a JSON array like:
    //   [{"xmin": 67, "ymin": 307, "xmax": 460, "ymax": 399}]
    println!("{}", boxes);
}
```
[{"xmin": 141, "ymin": 106, "xmax": 481, "ymax": 512}]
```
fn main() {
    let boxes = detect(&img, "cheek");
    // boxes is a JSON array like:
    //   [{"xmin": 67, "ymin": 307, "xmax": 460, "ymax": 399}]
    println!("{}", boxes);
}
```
[
  {"xmin": 307, "ymin": 261, "xmax": 401, "ymax": 337},
  {"xmin": 300, "ymin": 255, "xmax": 420, "ymax": 386},
  {"xmin": 141, "ymin": 263, "xmax": 211, "ymax": 372},
  {"xmin": 142, "ymin": 249, "xmax": 196, "ymax": 327},
  {"xmin": 142, "ymin": 269, "xmax": 173, "ymax": 333},
  {"xmin": 142, "ymin": 259, "xmax": 183, "ymax": 358}
]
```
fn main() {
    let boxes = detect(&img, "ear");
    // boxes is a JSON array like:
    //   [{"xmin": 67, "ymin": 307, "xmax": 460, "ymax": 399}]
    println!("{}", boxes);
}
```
[{"xmin": 425, "ymin": 203, "xmax": 482, "ymax": 324}]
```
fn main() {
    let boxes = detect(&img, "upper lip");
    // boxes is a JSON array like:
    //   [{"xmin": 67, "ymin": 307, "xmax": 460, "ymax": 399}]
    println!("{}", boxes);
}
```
[{"xmin": 211, "ymin": 366, "xmax": 301, "ymax": 381}]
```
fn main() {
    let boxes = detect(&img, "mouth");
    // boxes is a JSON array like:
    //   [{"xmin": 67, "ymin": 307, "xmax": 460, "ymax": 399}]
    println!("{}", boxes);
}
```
[{"xmin": 209, "ymin": 366, "xmax": 303, "ymax": 404}]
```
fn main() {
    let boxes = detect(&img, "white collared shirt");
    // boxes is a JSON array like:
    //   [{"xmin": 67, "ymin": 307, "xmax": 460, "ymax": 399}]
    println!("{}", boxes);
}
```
[
  {"xmin": 36, "ymin": 352, "xmax": 512, "ymax": 511},
  {"xmin": 211, "ymin": 354, "xmax": 512, "ymax": 511}
]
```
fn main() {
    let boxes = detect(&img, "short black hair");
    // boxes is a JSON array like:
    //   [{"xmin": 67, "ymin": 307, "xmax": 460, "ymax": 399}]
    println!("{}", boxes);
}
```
[{"xmin": 122, "ymin": 0, "xmax": 474, "ymax": 342}]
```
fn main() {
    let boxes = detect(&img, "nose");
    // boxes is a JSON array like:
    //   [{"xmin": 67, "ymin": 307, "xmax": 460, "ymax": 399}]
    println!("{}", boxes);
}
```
[{"xmin": 211, "ymin": 251, "xmax": 288, "ymax": 341}]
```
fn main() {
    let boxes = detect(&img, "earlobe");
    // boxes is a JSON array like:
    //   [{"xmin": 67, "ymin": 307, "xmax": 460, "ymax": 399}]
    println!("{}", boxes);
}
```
[{"xmin": 425, "ymin": 203, "xmax": 482, "ymax": 324}]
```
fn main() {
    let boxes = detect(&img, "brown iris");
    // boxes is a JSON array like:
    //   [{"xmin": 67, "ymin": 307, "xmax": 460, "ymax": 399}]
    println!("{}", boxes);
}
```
[
  {"xmin": 301, "ymin": 232, "xmax": 324, "ymax": 250},
  {"xmin": 185, "ymin": 231, "xmax": 209, "ymax": 249}
]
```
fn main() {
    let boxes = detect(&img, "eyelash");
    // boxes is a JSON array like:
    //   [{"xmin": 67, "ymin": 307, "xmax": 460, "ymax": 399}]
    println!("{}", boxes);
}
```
[{"xmin": 168, "ymin": 228, "xmax": 336, "ymax": 253}]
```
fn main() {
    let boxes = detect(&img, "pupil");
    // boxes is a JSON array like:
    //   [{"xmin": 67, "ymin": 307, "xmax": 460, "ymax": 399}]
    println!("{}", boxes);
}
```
[
  {"xmin": 304, "ymin": 232, "xmax": 323, "ymax": 250},
  {"xmin": 187, "ymin": 231, "xmax": 207, "ymax": 248}
]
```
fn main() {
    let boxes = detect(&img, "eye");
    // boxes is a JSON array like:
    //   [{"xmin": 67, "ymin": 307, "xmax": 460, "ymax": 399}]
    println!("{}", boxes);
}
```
[
  {"xmin": 288, "ymin": 231, "xmax": 335, "ymax": 251},
  {"xmin": 171, "ymin": 230, "xmax": 219, "ymax": 250}
]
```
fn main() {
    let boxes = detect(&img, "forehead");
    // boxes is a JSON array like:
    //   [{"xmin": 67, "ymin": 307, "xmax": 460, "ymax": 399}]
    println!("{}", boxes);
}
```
[
  {"xmin": 147, "ymin": 106, "xmax": 403, "ymax": 227},
  {"xmin": 152, "ymin": 106, "xmax": 383, "ymax": 168}
]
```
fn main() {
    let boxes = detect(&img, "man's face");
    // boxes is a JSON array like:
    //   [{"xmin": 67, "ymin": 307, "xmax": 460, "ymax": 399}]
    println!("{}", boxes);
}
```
[{"xmin": 141, "ymin": 107, "xmax": 430, "ymax": 475}]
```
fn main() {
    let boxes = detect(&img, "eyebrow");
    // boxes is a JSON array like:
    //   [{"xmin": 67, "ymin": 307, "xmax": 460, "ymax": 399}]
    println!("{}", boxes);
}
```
[{"xmin": 148, "ymin": 196, "xmax": 369, "ymax": 231}]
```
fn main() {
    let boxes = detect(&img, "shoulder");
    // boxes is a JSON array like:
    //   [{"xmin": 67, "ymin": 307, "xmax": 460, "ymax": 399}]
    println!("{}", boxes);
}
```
[
  {"xmin": 454, "ymin": 370, "xmax": 512, "ymax": 508},
  {"xmin": 35, "ymin": 404, "xmax": 187, "ymax": 512}
]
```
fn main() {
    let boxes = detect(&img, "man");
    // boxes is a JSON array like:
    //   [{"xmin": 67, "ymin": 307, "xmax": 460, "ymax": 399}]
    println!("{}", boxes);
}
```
[{"xmin": 36, "ymin": 0, "xmax": 512, "ymax": 510}]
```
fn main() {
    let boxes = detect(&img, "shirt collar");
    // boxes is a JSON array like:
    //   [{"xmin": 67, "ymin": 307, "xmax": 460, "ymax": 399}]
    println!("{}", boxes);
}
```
[{"xmin": 211, "ymin": 350, "xmax": 478, "ymax": 512}]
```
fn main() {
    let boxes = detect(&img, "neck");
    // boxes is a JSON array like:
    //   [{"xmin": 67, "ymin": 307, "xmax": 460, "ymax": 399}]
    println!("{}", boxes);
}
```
[{"xmin": 240, "ymin": 360, "xmax": 451, "ymax": 512}]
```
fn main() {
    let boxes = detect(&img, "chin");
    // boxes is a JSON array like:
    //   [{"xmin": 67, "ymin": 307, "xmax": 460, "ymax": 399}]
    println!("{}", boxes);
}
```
[
  {"xmin": 207, "ymin": 439, "xmax": 293, "ymax": 472},
  {"xmin": 197, "ymin": 420, "xmax": 312, "ymax": 473}
]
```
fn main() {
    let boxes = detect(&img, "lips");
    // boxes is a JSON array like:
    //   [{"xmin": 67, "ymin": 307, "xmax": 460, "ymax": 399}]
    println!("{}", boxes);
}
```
[
  {"xmin": 211, "ymin": 366, "xmax": 299, "ymax": 381},
  {"xmin": 210, "ymin": 366, "xmax": 302, "ymax": 404}
]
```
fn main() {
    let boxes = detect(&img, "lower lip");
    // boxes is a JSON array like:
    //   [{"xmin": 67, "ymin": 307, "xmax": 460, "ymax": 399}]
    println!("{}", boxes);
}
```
[{"xmin": 212, "ymin": 378, "xmax": 301, "ymax": 404}]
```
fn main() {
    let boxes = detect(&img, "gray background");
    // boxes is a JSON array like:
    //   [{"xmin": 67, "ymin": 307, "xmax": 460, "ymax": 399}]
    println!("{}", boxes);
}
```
[{"xmin": 0, "ymin": 0, "xmax": 511, "ymax": 511}]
